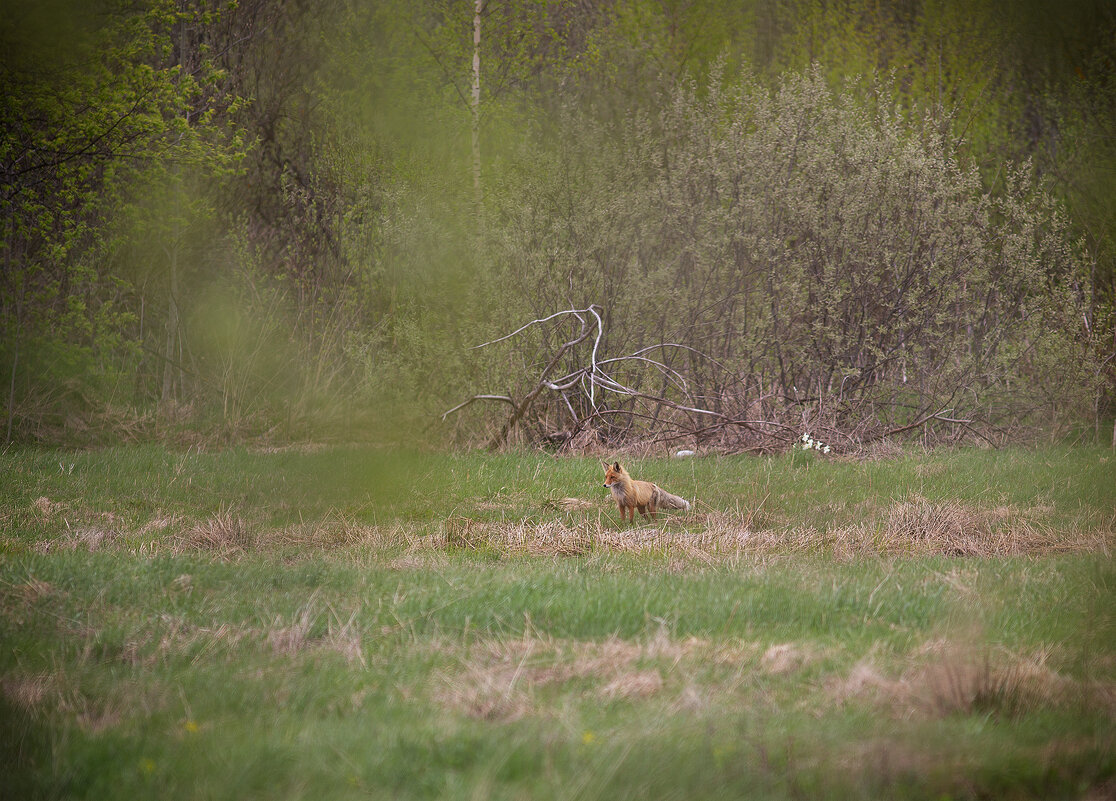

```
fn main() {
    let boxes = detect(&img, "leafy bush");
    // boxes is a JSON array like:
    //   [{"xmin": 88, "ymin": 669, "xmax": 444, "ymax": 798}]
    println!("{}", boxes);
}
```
[{"xmin": 480, "ymin": 66, "xmax": 1098, "ymax": 449}]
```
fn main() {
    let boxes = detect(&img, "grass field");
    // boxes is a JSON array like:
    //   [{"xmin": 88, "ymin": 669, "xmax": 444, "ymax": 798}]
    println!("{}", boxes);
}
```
[{"xmin": 1, "ymin": 444, "xmax": 1114, "ymax": 800}]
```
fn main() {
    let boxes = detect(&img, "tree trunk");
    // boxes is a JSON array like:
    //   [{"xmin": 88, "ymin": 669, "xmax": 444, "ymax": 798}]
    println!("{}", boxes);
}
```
[
  {"xmin": 4, "ymin": 330, "xmax": 17, "ymax": 446},
  {"xmin": 161, "ymin": 245, "xmax": 180, "ymax": 405},
  {"xmin": 4, "ymin": 226, "xmax": 19, "ymax": 443},
  {"xmin": 471, "ymin": 0, "xmax": 484, "ymax": 210},
  {"xmin": 161, "ymin": 9, "xmax": 189, "ymax": 409}
]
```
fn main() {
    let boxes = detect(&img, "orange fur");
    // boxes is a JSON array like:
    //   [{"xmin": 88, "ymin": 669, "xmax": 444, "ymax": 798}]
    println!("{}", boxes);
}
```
[{"xmin": 602, "ymin": 461, "xmax": 690, "ymax": 524}]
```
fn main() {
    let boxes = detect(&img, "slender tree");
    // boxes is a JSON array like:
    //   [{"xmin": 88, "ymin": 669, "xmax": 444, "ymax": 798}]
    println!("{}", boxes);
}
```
[{"xmin": 472, "ymin": 0, "xmax": 485, "ymax": 210}]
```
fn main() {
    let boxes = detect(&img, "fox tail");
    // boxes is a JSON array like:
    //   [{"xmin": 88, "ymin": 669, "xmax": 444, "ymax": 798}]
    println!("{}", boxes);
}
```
[{"xmin": 654, "ymin": 488, "xmax": 691, "ymax": 512}]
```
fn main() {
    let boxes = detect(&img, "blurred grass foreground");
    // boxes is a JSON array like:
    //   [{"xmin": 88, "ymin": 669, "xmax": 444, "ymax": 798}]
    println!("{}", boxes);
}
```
[{"xmin": 1, "ymin": 444, "xmax": 1113, "ymax": 799}]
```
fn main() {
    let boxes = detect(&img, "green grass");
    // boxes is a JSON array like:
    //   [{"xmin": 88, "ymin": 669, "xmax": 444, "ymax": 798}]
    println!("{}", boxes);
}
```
[{"xmin": 1, "ymin": 445, "xmax": 1113, "ymax": 800}]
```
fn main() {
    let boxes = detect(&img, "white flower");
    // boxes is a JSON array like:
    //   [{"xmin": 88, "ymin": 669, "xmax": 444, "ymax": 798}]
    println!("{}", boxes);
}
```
[
  {"xmin": 823, "ymin": 445, "xmax": 831, "ymax": 454},
  {"xmin": 801, "ymin": 432, "xmax": 810, "ymax": 443}
]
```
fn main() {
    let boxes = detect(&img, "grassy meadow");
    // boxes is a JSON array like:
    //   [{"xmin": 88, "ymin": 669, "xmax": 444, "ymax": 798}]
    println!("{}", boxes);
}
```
[{"xmin": 1, "ymin": 444, "xmax": 1114, "ymax": 800}]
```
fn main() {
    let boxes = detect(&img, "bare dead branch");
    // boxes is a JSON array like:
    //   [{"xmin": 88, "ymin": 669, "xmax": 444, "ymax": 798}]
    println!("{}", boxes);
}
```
[
  {"xmin": 471, "ymin": 308, "xmax": 590, "ymax": 350},
  {"xmin": 486, "ymin": 318, "xmax": 595, "ymax": 449},
  {"xmin": 441, "ymin": 394, "xmax": 515, "ymax": 422},
  {"xmin": 588, "ymin": 374, "xmax": 725, "ymax": 419},
  {"xmin": 445, "ymin": 300, "xmax": 1010, "ymax": 454},
  {"xmin": 596, "ymin": 354, "xmax": 690, "ymax": 393},
  {"xmin": 869, "ymin": 404, "xmax": 979, "ymax": 442},
  {"xmin": 626, "ymin": 343, "xmax": 734, "ymax": 375}
]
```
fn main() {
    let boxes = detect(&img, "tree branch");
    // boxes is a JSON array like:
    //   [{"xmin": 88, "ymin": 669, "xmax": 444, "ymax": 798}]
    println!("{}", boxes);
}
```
[{"xmin": 441, "ymin": 394, "xmax": 515, "ymax": 422}]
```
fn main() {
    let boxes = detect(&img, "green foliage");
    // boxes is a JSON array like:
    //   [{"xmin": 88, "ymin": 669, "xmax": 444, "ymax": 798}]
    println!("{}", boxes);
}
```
[
  {"xmin": 1, "ymin": 0, "xmax": 247, "ymax": 442},
  {"xmin": 2, "ymin": 0, "xmax": 1114, "ymax": 446},
  {"xmin": 481, "ymin": 66, "xmax": 1096, "ymax": 446}
]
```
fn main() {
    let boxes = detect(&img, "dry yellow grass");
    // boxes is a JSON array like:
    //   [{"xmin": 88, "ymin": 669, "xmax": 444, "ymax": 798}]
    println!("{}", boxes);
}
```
[
  {"xmin": 178, "ymin": 511, "xmax": 257, "ymax": 553},
  {"xmin": 827, "ymin": 641, "xmax": 1116, "ymax": 721},
  {"xmin": 424, "ymin": 630, "xmax": 1115, "ymax": 725},
  {"xmin": 421, "ymin": 501, "xmax": 1111, "ymax": 560},
  {"xmin": 25, "ymin": 496, "xmax": 1112, "ymax": 562},
  {"xmin": 430, "ymin": 632, "xmax": 711, "ymax": 721},
  {"xmin": 265, "ymin": 603, "xmax": 366, "ymax": 667}
]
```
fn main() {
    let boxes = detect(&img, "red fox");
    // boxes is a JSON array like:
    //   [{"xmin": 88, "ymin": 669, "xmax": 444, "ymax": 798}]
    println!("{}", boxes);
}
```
[{"xmin": 602, "ymin": 461, "xmax": 691, "ymax": 523}]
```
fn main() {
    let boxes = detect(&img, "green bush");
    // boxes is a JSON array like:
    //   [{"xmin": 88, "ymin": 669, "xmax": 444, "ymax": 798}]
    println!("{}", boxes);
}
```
[{"xmin": 478, "ymin": 66, "xmax": 1098, "ymax": 448}]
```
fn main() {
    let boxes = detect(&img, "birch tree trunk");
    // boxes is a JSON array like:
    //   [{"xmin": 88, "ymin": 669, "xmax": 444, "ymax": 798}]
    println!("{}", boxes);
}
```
[
  {"xmin": 162, "ymin": 8, "xmax": 189, "ymax": 408},
  {"xmin": 471, "ymin": 0, "xmax": 484, "ymax": 211}
]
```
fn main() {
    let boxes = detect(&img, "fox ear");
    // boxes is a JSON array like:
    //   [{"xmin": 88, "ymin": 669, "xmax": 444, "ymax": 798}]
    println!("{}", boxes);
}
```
[{"xmin": 613, "ymin": 462, "xmax": 621, "ymax": 471}]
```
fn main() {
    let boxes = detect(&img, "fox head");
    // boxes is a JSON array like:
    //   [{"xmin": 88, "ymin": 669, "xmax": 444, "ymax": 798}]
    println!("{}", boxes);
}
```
[{"xmin": 602, "ymin": 461, "xmax": 626, "ymax": 489}]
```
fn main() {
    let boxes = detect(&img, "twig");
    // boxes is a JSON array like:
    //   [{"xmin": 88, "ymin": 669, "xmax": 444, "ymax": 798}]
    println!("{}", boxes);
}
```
[
  {"xmin": 486, "ymin": 317, "xmax": 593, "ymax": 449},
  {"xmin": 471, "ymin": 307, "xmax": 594, "ymax": 350},
  {"xmin": 441, "ymin": 394, "xmax": 515, "ymax": 422},
  {"xmin": 870, "ymin": 405, "xmax": 974, "ymax": 442}
]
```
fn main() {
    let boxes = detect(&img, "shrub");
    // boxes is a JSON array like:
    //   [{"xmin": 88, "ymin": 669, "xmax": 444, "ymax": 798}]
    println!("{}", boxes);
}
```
[{"xmin": 481, "ymin": 66, "xmax": 1098, "ymax": 449}]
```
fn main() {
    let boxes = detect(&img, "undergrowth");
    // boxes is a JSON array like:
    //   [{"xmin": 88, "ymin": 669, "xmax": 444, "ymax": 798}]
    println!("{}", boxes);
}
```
[{"xmin": 0, "ymin": 445, "xmax": 1113, "ymax": 800}]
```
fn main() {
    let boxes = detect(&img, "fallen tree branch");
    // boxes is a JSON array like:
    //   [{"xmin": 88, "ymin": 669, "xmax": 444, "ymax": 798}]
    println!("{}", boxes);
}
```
[
  {"xmin": 469, "ymin": 305, "xmax": 605, "ymax": 410},
  {"xmin": 488, "ymin": 325, "xmax": 591, "ymax": 449},
  {"xmin": 445, "ymin": 307, "xmax": 1002, "ymax": 453},
  {"xmin": 866, "ymin": 400, "xmax": 980, "ymax": 443},
  {"xmin": 445, "ymin": 307, "xmax": 599, "ymax": 449},
  {"xmin": 441, "ymin": 394, "xmax": 516, "ymax": 422},
  {"xmin": 471, "ymin": 308, "xmax": 590, "ymax": 350}
]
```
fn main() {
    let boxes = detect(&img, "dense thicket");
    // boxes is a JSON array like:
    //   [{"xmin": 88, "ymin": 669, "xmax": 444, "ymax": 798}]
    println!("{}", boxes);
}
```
[
  {"xmin": 2, "ymin": 0, "xmax": 1113, "ymax": 449},
  {"xmin": 474, "ymin": 71, "xmax": 1095, "ymax": 450}
]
